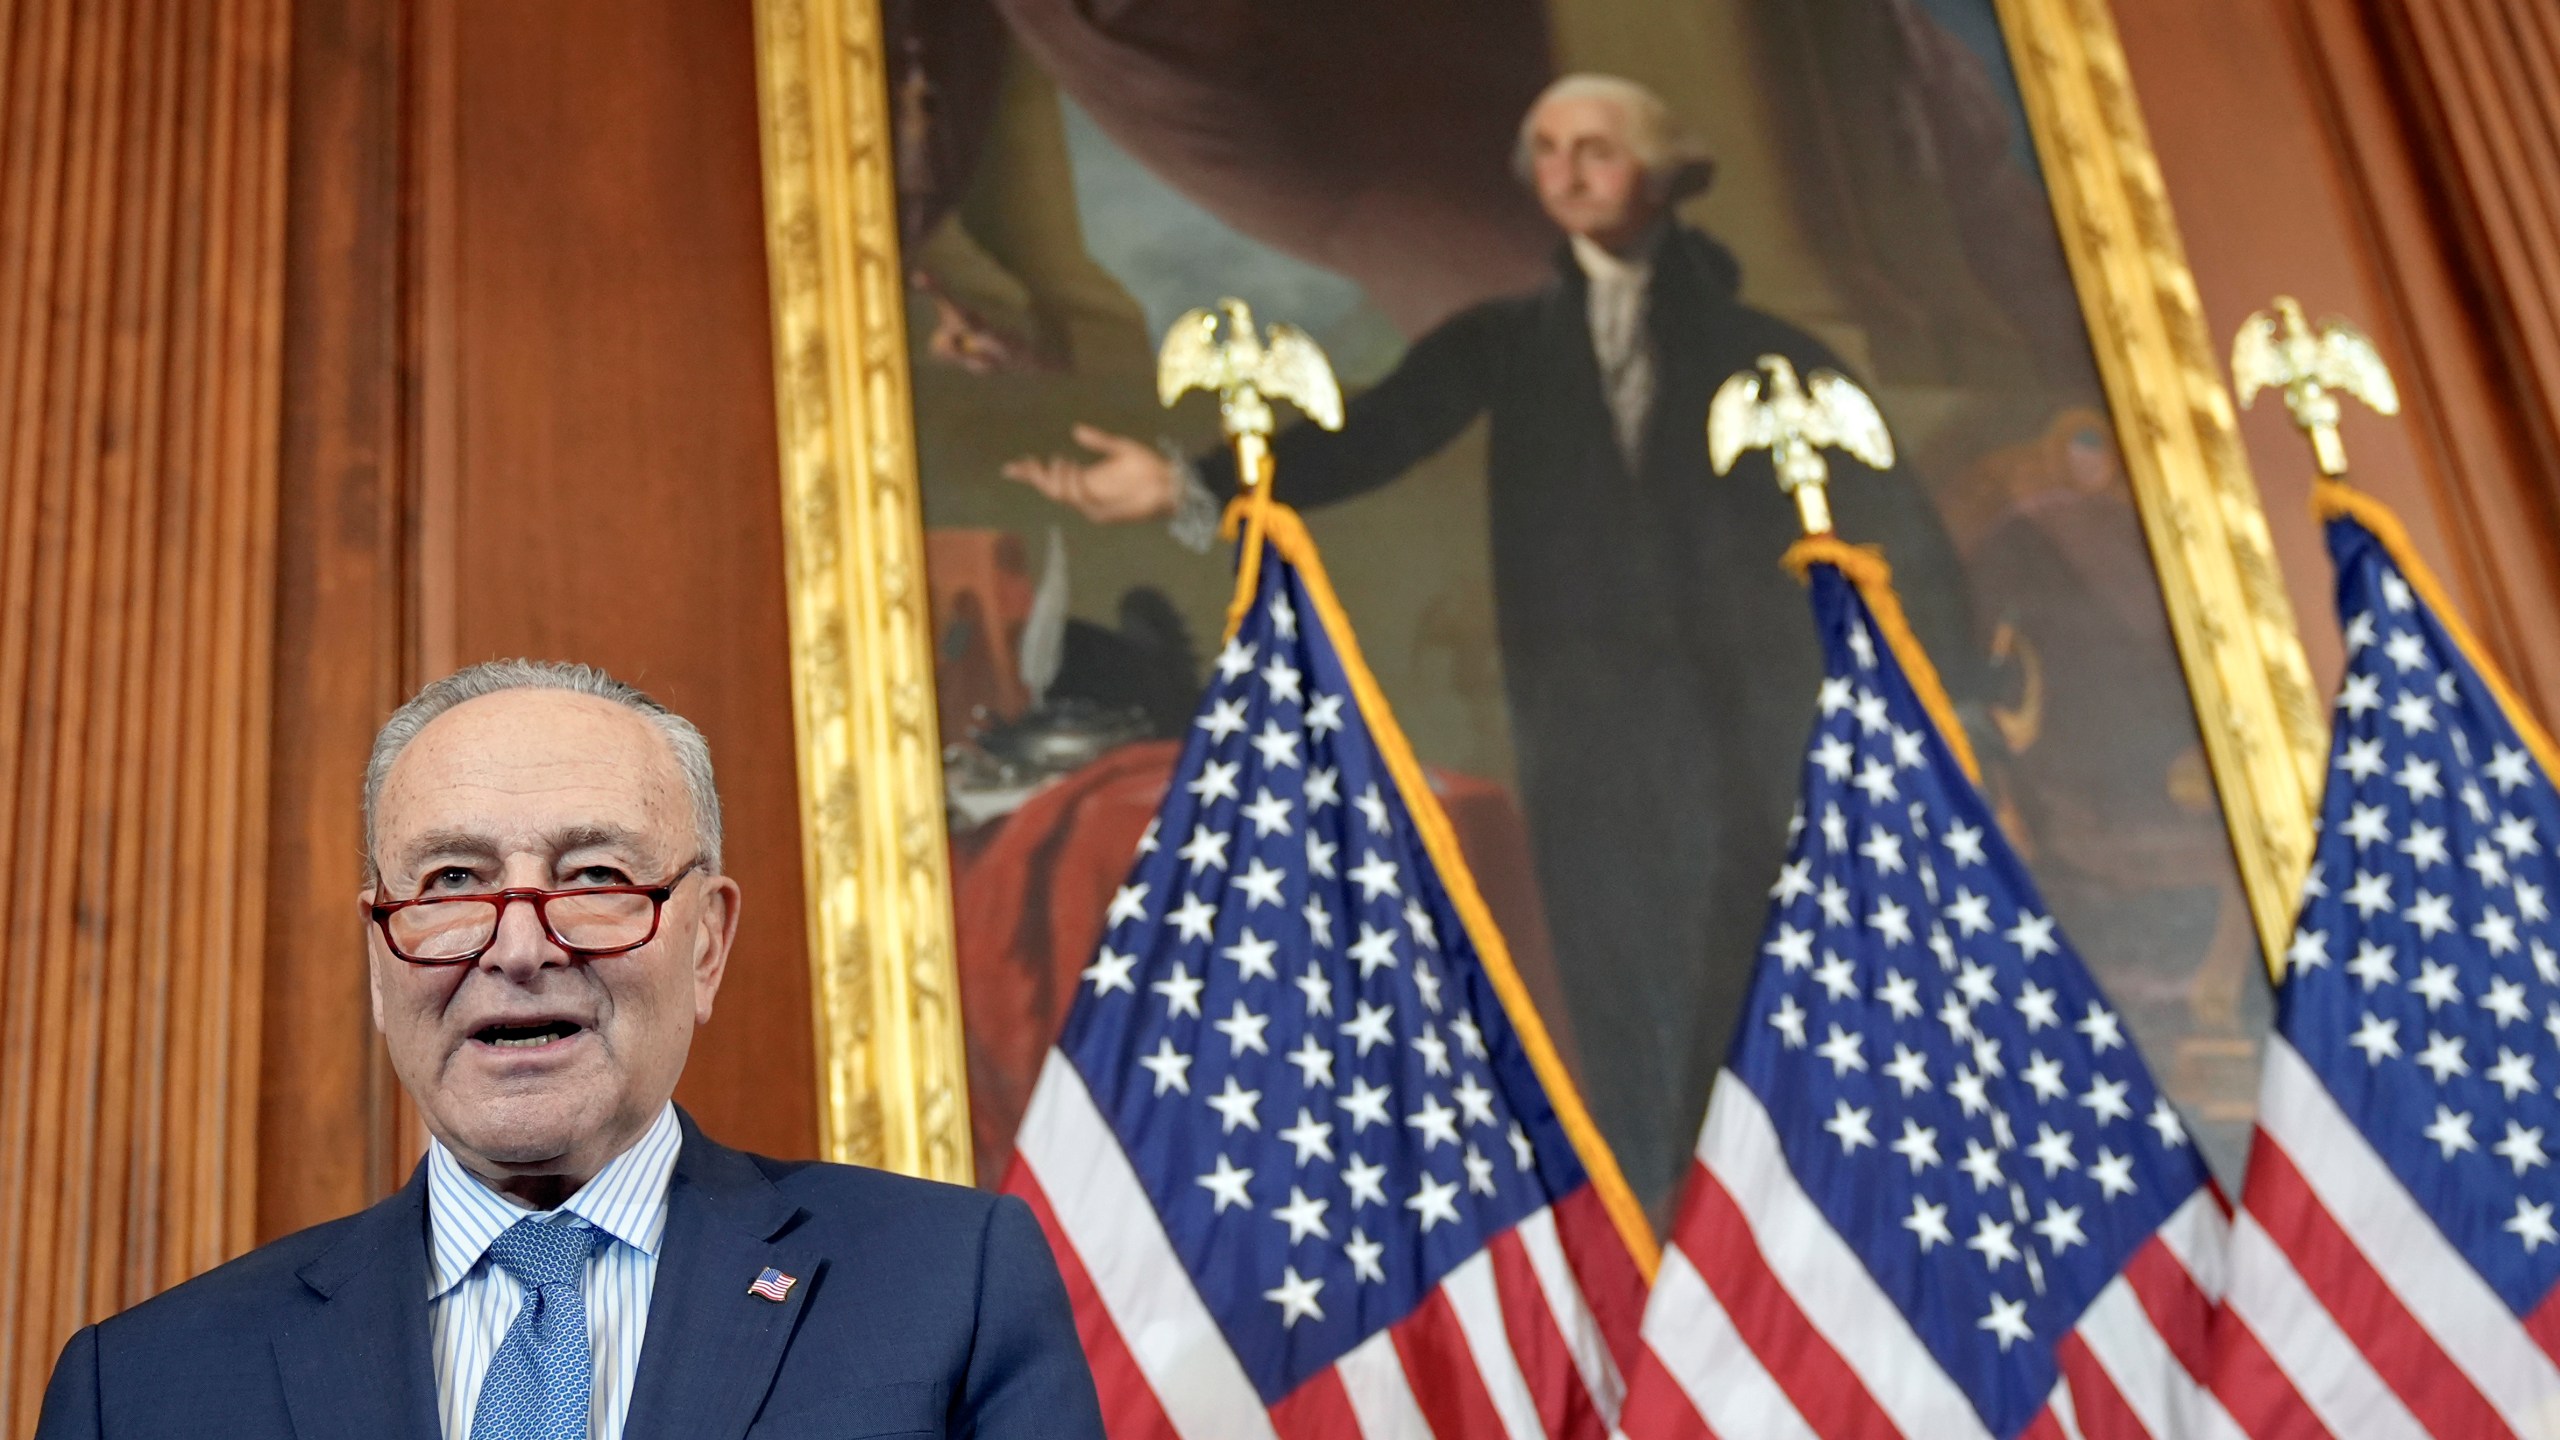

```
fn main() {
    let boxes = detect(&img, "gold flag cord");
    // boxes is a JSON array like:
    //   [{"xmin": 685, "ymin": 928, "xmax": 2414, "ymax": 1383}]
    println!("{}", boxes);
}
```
[
  {"xmin": 1221, "ymin": 497, "xmax": 1665, "ymax": 1276},
  {"xmin": 1782, "ymin": 535, "xmax": 1984, "ymax": 785},
  {"xmin": 2312, "ymin": 480, "xmax": 2560, "ymax": 789},
  {"xmin": 1222, "ymin": 445, "xmax": 1277, "ymax": 641}
]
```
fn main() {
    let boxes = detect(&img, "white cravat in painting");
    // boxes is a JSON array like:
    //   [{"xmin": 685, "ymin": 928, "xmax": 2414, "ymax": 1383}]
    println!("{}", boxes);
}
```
[{"xmin": 1572, "ymin": 231, "xmax": 1656, "ymax": 470}]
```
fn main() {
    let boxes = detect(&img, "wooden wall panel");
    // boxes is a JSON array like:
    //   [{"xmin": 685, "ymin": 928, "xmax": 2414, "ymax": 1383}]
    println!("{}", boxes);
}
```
[
  {"xmin": 429, "ymin": 0, "xmax": 817, "ymax": 1160},
  {"xmin": 2353, "ymin": 1, "xmax": 2560, "ymax": 703},
  {"xmin": 0, "ymin": 0, "xmax": 291, "ymax": 1426},
  {"xmin": 258, "ymin": 0, "xmax": 414, "ymax": 1243},
  {"xmin": 254, "ymin": 0, "xmax": 817, "ymax": 1242}
]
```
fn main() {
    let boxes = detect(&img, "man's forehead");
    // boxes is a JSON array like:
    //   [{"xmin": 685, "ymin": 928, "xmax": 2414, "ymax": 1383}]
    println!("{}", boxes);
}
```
[
  {"xmin": 377, "ymin": 689, "xmax": 687, "ymax": 843},
  {"xmin": 396, "ymin": 820, "xmax": 658, "ymax": 863}
]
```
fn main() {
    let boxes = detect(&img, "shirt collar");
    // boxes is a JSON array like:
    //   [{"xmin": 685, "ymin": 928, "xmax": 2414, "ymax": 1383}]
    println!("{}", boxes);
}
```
[{"xmin": 424, "ymin": 1102, "xmax": 683, "ymax": 1299}]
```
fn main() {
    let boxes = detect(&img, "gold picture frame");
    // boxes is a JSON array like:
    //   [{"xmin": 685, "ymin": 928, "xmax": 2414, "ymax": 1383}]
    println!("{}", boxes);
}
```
[{"xmin": 749, "ymin": 0, "xmax": 2325, "ymax": 1183}]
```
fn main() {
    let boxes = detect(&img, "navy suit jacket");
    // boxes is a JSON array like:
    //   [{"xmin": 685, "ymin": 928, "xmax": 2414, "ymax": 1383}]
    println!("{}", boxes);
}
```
[{"xmin": 35, "ymin": 1112, "xmax": 1104, "ymax": 1439}]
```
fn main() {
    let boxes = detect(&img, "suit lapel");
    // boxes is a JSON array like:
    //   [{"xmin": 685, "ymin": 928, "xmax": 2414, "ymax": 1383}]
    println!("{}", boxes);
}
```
[
  {"xmin": 619, "ymin": 1114, "xmax": 819, "ymax": 1440},
  {"xmin": 273, "ymin": 1164, "xmax": 442, "ymax": 1440}
]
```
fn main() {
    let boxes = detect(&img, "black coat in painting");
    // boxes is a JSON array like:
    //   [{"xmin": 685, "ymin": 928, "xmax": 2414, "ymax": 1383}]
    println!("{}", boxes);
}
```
[{"xmin": 1200, "ymin": 224, "xmax": 1981, "ymax": 1210}]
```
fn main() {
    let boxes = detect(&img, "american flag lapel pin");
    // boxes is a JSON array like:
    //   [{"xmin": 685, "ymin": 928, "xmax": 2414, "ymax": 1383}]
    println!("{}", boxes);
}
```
[{"xmin": 747, "ymin": 1266, "xmax": 797, "ymax": 1303}]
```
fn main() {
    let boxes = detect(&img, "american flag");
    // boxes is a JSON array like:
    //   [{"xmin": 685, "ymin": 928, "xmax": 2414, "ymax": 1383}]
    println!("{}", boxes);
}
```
[
  {"xmin": 1614, "ymin": 546, "xmax": 2229, "ymax": 1440},
  {"xmin": 2208, "ymin": 495, "xmax": 2560, "ymax": 1436},
  {"xmin": 747, "ymin": 1266, "xmax": 797, "ymax": 1303},
  {"xmin": 1004, "ymin": 505, "xmax": 1652, "ymax": 1439}
]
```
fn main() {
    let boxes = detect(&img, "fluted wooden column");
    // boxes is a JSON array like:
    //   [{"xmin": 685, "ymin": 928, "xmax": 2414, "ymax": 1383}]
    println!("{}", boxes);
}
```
[{"xmin": 0, "ymin": 0, "xmax": 291, "ymax": 1426}]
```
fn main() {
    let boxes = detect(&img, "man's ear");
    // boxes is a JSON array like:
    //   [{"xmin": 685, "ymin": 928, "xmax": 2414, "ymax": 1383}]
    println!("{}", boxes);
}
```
[{"xmin": 690, "ymin": 875, "xmax": 743, "ymax": 1027}]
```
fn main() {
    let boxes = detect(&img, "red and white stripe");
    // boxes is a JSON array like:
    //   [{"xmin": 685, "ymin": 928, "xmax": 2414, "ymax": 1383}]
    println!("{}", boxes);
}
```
[
  {"xmin": 2209, "ymin": 1036, "xmax": 2560, "ymax": 1439},
  {"xmin": 1005, "ymin": 1049, "xmax": 1648, "ymax": 1439},
  {"xmin": 1614, "ymin": 1071, "xmax": 2233, "ymax": 1440}
]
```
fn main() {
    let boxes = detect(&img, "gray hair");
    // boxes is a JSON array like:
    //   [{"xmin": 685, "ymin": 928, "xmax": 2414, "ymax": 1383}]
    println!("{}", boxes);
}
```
[
  {"xmin": 363, "ymin": 659, "xmax": 723, "ymax": 881},
  {"xmin": 1514, "ymin": 73, "xmax": 1716, "ymax": 203}
]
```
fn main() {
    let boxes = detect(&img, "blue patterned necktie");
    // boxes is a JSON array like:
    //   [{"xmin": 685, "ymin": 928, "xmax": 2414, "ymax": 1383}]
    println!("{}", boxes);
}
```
[{"xmin": 469, "ymin": 1217, "xmax": 604, "ymax": 1440}]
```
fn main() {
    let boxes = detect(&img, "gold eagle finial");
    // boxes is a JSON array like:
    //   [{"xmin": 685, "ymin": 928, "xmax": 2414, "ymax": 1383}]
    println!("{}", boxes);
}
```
[
  {"xmin": 1707, "ymin": 354, "xmax": 1896, "ymax": 535},
  {"xmin": 2230, "ymin": 296, "xmax": 2399, "ymax": 477},
  {"xmin": 1157, "ymin": 299, "xmax": 1343, "ymax": 490}
]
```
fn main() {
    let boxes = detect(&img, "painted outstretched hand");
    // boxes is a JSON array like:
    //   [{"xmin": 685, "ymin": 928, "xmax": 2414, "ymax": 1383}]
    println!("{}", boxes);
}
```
[{"xmin": 1001, "ymin": 424, "xmax": 1181, "ymax": 524}]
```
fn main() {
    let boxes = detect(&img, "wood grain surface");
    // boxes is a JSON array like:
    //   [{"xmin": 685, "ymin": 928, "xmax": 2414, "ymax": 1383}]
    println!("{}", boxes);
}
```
[{"xmin": 0, "ymin": 0, "xmax": 289, "ymax": 1426}]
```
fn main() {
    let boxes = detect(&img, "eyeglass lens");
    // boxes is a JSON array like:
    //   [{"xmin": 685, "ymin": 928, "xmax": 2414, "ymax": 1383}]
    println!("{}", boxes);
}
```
[{"xmin": 387, "ymin": 890, "xmax": 658, "ymax": 960}]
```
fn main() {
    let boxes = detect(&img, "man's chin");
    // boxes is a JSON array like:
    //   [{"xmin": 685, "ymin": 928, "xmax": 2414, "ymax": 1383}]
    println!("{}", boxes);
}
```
[{"xmin": 430, "ymin": 1078, "xmax": 619, "ymax": 1173}]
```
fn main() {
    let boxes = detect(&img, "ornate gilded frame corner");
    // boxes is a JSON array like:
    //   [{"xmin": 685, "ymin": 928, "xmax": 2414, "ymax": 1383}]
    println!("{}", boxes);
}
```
[
  {"xmin": 751, "ymin": 0, "xmax": 972, "ymax": 1182},
  {"xmin": 1995, "ymin": 0, "xmax": 2328, "ymax": 973}
]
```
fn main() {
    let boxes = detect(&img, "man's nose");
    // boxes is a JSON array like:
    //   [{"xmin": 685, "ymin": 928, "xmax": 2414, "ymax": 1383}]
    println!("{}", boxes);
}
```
[{"xmin": 476, "ymin": 892, "xmax": 570, "ymax": 980}]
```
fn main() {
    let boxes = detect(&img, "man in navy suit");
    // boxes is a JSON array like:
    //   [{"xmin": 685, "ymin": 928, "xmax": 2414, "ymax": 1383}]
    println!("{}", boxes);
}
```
[{"xmin": 37, "ymin": 660, "xmax": 1104, "ymax": 1439}]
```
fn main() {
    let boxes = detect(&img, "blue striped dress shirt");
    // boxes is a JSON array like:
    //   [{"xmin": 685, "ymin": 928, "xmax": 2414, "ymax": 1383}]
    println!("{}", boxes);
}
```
[{"xmin": 426, "ymin": 1103, "xmax": 682, "ymax": 1440}]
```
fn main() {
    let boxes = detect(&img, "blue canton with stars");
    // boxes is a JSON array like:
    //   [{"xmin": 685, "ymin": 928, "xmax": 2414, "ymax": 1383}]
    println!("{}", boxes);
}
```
[
  {"xmin": 1728, "ymin": 565, "xmax": 2211, "ymax": 1438},
  {"xmin": 1056, "ymin": 541, "xmax": 1594, "ymax": 1403},
  {"xmin": 2279, "ymin": 515, "xmax": 2560, "ymax": 1313}
]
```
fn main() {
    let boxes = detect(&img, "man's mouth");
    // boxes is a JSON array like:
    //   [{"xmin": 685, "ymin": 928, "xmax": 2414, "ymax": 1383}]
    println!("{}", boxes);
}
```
[{"xmin": 471, "ymin": 1019, "xmax": 585, "ymax": 1049}]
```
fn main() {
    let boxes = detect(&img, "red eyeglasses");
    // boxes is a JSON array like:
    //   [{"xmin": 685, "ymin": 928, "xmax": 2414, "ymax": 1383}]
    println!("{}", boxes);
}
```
[{"xmin": 366, "ymin": 862, "xmax": 702, "ymax": 964}]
